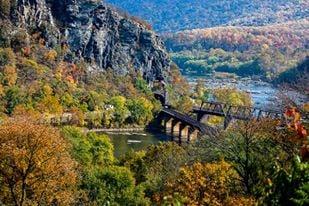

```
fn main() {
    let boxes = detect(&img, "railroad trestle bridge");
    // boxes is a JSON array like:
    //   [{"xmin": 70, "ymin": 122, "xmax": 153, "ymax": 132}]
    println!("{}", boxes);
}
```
[
  {"xmin": 193, "ymin": 101, "xmax": 285, "ymax": 129},
  {"xmin": 157, "ymin": 99, "xmax": 307, "ymax": 144}
]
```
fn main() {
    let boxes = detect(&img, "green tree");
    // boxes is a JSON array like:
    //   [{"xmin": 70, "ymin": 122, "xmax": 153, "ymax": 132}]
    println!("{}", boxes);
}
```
[
  {"xmin": 86, "ymin": 91, "xmax": 106, "ymax": 111},
  {"xmin": 110, "ymin": 96, "xmax": 129, "ymax": 127},
  {"xmin": 119, "ymin": 150, "xmax": 147, "ymax": 184},
  {"xmin": 143, "ymin": 143, "xmax": 189, "ymax": 201},
  {"xmin": 213, "ymin": 88, "xmax": 252, "ymax": 106},
  {"xmin": 236, "ymin": 59, "xmax": 264, "ymax": 77},
  {"xmin": 61, "ymin": 126, "xmax": 114, "ymax": 167},
  {"xmin": 135, "ymin": 76, "xmax": 152, "ymax": 95},
  {"xmin": 4, "ymin": 86, "xmax": 22, "ymax": 115},
  {"xmin": 61, "ymin": 126, "xmax": 149, "ymax": 205},
  {"xmin": 175, "ymin": 95, "xmax": 193, "ymax": 113},
  {"xmin": 193, "ymin": 79, "xmax": 210, "ymax": 108},
  {"xmin": 127, "ymin": 97, "xmax": 154, "ymax": 125},
  {"xmin": 85, "ymin": 166, "xmax": 149, "ymax": 205},
  {"xmin": 204, "ymin": 120, "xmax": 286, "ymax": 196},
  {"xmin": 262, "ymin": 157, "xmax": 309, "ymax": 206}
]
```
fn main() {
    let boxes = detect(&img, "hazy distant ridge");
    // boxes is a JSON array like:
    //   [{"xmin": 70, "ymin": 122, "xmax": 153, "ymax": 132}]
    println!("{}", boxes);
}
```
[{"xmin": 107, "ymin": 0, "xmax": 308, "ymax": 32}]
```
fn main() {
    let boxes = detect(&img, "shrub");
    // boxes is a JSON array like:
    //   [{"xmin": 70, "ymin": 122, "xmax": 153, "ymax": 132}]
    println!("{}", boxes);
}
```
[{"xmin": 0, "ymin": 0, "xmax": 11, "ymax": 17}]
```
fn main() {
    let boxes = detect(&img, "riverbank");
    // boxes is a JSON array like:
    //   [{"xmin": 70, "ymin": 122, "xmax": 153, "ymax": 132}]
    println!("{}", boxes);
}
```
[{"xmin": 85, "ymin": 127, "xmax": 146, "ymax": 133}]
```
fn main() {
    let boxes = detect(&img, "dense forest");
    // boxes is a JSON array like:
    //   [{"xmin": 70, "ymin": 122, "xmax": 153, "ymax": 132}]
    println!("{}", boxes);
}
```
[
  {"xmin": 1, "ymin": 102, "xmax": 308, "ymax": 205},
  {"xmin": 164, "ymin": 20, "xmax": 308, "ymax": 78},
  {"xmin": 107, "ymin": 0, "xmax": 308, "ymax": 32},
  {"xmin": 0, "ymin": 33, "xmax": 308, "ymax": 204},
  {"xmin": 0, "ymin": 36, "xmax": 190, "ymax": 127},
  {"xmin": 276, "ymin": 57, "xmax": 309, "ymax": 96},
  {"xmin": 0, "ymin": 1, "xmax": 308, "ymax": 206}
]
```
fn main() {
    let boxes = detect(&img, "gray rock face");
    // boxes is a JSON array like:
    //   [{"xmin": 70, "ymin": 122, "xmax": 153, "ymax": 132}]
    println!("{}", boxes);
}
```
[
  {"xmin": 9, "ymin": 0, "xmax": 170, "ymax": 81},
  {"xmin": 7, "ymin": 0, "xmax": 58, "ymax": 46}
]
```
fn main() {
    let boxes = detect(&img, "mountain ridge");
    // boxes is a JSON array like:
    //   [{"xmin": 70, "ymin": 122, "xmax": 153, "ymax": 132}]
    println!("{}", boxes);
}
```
[
  {"xmin": 163, "ymin": 19, "xmax": 309, "ymax": 77},
  {"xmin": 107, "ymin": 0, "xmax": 309, "ymax": 32}
]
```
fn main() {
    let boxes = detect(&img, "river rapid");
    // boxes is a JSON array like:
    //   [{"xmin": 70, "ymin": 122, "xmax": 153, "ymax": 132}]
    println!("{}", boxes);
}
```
[{"xmin": 185, "ymin": 75, "xmax": 308, "ymax": 110}]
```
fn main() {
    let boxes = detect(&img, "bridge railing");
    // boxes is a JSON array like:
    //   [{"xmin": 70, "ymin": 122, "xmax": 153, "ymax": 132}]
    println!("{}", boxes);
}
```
[
  {"xmin": 195, "ymin": 101, "xmax": 309, "ymax": 122},
  {"xmin": 194, "ymin": 101, "xmax": 285, "ymax": 120}
]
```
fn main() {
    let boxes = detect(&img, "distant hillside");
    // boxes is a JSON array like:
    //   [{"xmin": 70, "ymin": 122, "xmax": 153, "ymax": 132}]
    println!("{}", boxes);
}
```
[
  {"xmin": 163, "ymin": 20, "xmax": 309, "ymax": 78},
  {"xmin": 107, "ymin": 0, "xmax": 308, "ymax": 32},
  {"xmin": 275, "ymin": 57, "xmax": 309, "ymax": 96}
]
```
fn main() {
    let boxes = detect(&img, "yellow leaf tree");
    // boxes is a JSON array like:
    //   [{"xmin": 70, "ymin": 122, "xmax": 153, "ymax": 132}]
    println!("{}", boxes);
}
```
[
  {"xmin": 0, "ymin": 118, "xmax": 78, "ymax": 205},
  {"xmin": 164, "ymin": 161, "xmax": 255, "ymax": 206}
]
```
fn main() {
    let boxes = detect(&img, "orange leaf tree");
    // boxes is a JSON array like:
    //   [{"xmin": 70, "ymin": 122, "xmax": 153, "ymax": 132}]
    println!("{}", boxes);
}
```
[
  {"xmin": 284, "ymin": 107, "xmax": 308, "ymax": 160},
  {"xmin": 0, "ymin": 118, "xmax": 78, "ymax": 205},
  {"xmin": 164, "ymin": 161, "xmax": 255, "ymax": 206}
]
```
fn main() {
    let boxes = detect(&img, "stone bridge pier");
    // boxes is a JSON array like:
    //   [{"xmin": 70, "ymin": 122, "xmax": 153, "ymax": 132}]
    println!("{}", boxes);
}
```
[
  {"xmin": 160, "ymin": 112, "xmax": 203, "ymax": 144},
  {"xmin": 163, "ymin": 117, "xmax": 174, "ymax": 135}
]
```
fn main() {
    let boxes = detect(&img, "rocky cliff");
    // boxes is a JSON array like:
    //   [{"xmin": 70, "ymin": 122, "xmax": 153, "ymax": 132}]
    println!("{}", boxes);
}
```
[{"xmin": 1, "ymin": 0, "xmax": 170, "ymax": 81}]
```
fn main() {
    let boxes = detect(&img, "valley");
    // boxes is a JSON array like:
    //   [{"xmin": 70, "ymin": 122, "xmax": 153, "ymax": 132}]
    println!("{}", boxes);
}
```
[{"xmin": 0, "ymin": 0, "xmax": 308, "ymax": 205}]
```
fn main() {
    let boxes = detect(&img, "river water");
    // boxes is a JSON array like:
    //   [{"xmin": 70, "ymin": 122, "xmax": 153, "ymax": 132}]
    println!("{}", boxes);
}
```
[
  {"xmin": 106, "ymin": 131, "xmax": 169, "ymax": 157},
  {"xmin": 185, "ymin": 75, "xmax": 308, "ymax": 110},
  {"xmin": 186, "ymin": 75, "xmax": 277, "ymax": 108}
]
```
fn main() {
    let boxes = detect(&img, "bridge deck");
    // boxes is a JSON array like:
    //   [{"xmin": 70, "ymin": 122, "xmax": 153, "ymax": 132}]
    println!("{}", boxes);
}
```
[{"xmin": 162, "ymin": 108, "xmax": 217, "ymax": 136}]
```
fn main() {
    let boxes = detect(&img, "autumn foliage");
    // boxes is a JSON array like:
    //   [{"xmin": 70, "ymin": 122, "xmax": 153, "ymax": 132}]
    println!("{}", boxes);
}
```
[
  {"xmin": 0, "ymin": 118, "xmax": 77, "ymax": 205},
  {"xmin": 165, "ymin": 20, "xmax": 308, "ymax": 78},
  {"xmin": 164, "ymin": 161, "xmax": 255, "ymax": 206},
  {"xmin": 284, "ymin": 107, "xmax": 308, "ymax": 160}
]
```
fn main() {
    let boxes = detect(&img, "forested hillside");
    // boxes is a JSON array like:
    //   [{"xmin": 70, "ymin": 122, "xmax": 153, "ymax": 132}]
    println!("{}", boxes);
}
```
[
  {"xmin": 107, "ymin": 0, "xmax": 308, "ymax": 32},
  {"xmin": 276, "ymin": 57, "xmax": 309, "ymax": 96},
  {"xmin": 163, "ymin": 20, "xmax": 309, "ymax": 78},
  {"xmin": 0, "ymin": 0, "xmax": 177, "ymax": 126},
  {"xmin": 0, "ymin": 1, "xmax": 308, "ymax": 205}
]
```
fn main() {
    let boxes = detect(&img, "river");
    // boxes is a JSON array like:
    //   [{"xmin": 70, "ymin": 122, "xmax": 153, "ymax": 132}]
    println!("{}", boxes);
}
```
[
  {"xmin": 185, "ymin": 75, "xmax": 308, "ymax": 110},
  {"xmin": 105, "ymin": 131, "xmax": 169, "ymax": 157}
]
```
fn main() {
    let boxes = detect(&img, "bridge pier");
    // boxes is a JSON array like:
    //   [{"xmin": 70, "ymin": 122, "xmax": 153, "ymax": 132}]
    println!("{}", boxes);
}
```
[
  {"xmin": 179, "ymin": 124, "xmax": 190, "ymax": 144},
  {"xmin": 188, "ymin": 129, "xmax": 199, "ymax": 141},
  {"xmin": 224, "ymin": 116, "xmax": 233, "ymax": 129},
  {"xmin": 158, "ymin": 108, "xmax": 212, "ymax": 144},
  {"xmin": 164, "ymin": 117, "xmax": 174, "ymax": 136},
  {"xmin": 172, "ymin": 120, "xmax": 181, "ymax": 141}
]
